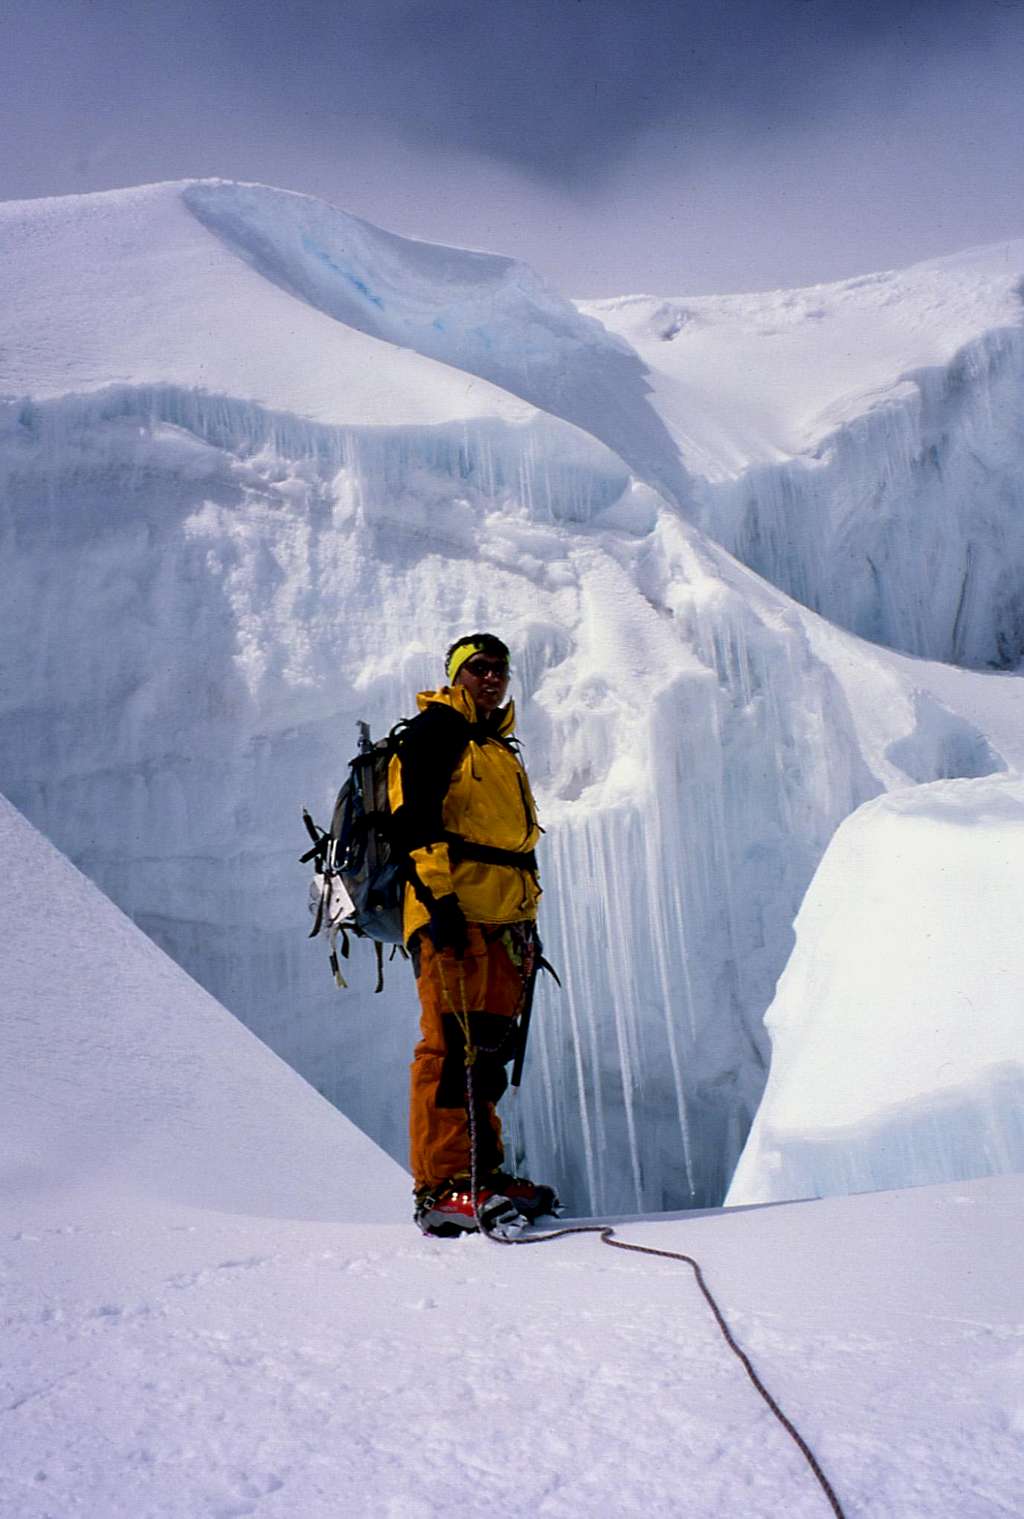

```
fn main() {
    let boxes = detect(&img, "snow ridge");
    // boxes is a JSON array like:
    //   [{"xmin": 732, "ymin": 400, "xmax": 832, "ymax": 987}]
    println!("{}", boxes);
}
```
[{"xmin": 183, "ymin": 180, "xmax": 691, "ymax": 509}]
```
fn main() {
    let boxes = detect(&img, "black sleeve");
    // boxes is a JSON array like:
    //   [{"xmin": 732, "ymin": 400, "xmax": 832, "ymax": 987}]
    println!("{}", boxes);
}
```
[{"xmin": 390, "ymin": 704, "xmax": 469, "ymax": 860}]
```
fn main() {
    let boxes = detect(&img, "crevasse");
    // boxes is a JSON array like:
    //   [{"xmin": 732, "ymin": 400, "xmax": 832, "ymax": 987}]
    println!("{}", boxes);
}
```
[{"xmin": 6, "ymin": 375, "xmax": 1014, "ymax": 1213}]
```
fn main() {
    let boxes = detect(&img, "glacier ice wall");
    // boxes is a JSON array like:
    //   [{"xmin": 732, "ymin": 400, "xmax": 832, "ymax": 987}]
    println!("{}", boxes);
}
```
[
  {"xmin": 514, "ymin": 519, "xmax": 886, "ymax": 1209},
  {"xmin": 700, "ymin": 325, "xmax": 1024, "ymax": 669}
]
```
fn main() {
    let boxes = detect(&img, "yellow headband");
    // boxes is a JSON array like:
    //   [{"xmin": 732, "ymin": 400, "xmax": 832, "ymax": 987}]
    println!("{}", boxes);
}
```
[{"xmin": 446, "ymin": 641, "xmax": 487, "ymax": 684}]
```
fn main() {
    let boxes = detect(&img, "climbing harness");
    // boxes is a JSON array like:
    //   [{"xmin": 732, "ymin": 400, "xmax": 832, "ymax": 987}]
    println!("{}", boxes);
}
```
[
  {"xmin": 460, "ymin": 1050, "xmax": 848, "ymax": 1519},
  {"xmin": 435, "ymin": 926, "xmax": 557, "ymax": 1098}
]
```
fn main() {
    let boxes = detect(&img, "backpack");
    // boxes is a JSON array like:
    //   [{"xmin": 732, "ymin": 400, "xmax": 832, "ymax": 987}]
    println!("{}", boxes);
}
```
[{"xmin": 301, "ymin": 720, "xmax": 409, "ymax": 992}]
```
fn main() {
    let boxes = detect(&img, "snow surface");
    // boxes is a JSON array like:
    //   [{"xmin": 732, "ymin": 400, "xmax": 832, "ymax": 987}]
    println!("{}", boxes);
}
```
[
  {"xmin": 728, "ymin": 774, "xmax": 1024, "ymax": 1205},
  {"xmin": 3, "ymin": 790, "xmax": 1023, "ymax": 1518},
  {"xmin": 8, "ymin": 1175, "xmax": 1024, "ymax": 1519},
  {"xmin": 3, "ymin": 177, "xmax": 1024, "ymax": 1218}
]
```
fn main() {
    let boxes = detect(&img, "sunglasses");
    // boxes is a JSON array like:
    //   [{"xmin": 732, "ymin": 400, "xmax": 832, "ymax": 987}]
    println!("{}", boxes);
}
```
[{"xmin": 462, "ymin": 658, "xmax": 510, "ymax": 679}]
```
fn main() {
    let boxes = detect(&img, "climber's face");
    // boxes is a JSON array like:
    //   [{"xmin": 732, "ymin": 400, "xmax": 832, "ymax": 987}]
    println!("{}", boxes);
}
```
[{"xmin": 457, "ymin": 655, "xmax": 510, "ymax": 713}]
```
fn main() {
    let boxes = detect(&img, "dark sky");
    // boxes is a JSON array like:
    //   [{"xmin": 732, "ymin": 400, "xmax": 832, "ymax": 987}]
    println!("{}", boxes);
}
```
[{"xmin": 3, "ymin": 0, "xmax": 1023, "ymax": 294}]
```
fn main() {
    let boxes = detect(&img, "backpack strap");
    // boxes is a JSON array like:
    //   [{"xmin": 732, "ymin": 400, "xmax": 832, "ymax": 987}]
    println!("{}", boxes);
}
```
[
  {"xmin": 309, "ymin": 880, "xmax": 328, "ymax": 939},
  {"xmin": 443, "ymin": 834, "xmax": 538, "ymax": 873}
]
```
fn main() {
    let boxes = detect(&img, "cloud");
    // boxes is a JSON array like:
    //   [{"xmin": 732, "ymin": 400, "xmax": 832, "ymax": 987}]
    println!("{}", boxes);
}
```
[
  {"xmin": 8, "ymin": 0, "xmax": 1020, "ymax": 198},
  {"xmin": 271, "ymin": 0, "xmax": 1022, "ymax": 184}
]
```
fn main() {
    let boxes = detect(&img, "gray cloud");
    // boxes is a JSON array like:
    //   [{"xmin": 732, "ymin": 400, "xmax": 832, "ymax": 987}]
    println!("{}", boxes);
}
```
[
  {"xmin": 5, "ymin": 1, "xmax": 1020, "ymax": 184},
  {"xmin": 180, "ymin": 2, "xmax": 1024, "ymax": 182}
]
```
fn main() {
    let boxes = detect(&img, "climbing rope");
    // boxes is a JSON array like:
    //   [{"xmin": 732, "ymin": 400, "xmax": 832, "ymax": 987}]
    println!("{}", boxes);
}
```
[
  {"xmin": 462, "ymin": 1056, "xmax": 848, "ymax": 1519},
  {"xmin": 434, "ymin": 942, "xmax": 846, "ymax": 1517}
]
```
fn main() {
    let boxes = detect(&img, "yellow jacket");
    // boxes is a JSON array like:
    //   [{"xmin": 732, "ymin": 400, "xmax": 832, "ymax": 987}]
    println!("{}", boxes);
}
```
[{"xmin": 387, "ymin": 685, "xmax": 542, "ymax": 943}]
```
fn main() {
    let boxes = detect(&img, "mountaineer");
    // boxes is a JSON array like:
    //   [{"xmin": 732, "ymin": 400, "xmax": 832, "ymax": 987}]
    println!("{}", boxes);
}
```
[{"xmin": 388, "ymin": 632, "xmax": 559, "ymax": 1237}]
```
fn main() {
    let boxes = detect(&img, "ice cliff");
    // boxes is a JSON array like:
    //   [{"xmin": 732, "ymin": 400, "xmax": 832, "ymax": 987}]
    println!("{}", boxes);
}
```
[{"xmin": 3, "ymin": 179, "xmax": 1023, "ymax": 1213}]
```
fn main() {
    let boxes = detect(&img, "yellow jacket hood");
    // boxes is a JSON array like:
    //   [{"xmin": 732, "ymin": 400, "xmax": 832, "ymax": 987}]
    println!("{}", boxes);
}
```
[{"xmin": 416, "ymin": 684, "xmax": 517, "ymax": 738}]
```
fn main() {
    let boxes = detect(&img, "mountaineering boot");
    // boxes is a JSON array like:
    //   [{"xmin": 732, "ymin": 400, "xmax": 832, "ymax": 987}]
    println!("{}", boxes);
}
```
[
  {"xmin": 486, "ymin": 1170, "xmax": 561, "ymax": 1221},
  {"xmin": 414, "ymin": 1178, "xmax": 526, "ymax": 1239}
]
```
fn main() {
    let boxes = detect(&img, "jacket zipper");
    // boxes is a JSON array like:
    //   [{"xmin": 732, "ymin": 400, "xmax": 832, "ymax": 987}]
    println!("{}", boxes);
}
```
[{"xmin": 516, "ymin": 773, "xmax": 536, "ymax": 847}]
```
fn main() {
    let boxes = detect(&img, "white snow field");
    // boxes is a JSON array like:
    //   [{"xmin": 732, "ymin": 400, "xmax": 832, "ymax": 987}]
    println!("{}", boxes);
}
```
[
  {"xmin": 728, "ymin": 773, "xmax": 1024, "ymax": 1206},
  {"xmin": 3, "ymin": 793, "xmax": 1023, "ymax": 1518},
  {"xmin": 3, "ymin": 178, "xmax": 1024, "ymax": 1216}
]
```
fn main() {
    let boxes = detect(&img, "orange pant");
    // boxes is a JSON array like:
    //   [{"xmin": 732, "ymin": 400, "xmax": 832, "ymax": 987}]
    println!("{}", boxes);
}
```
[{"xmin": 410, "ymin": 922, "xmax": 534, "ymax": 1190}]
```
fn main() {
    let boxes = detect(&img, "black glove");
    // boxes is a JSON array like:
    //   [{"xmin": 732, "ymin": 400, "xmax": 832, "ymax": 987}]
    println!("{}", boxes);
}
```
[{"xmin": 427, "ymin": 893, "xmax": 470, "ymax": 957}]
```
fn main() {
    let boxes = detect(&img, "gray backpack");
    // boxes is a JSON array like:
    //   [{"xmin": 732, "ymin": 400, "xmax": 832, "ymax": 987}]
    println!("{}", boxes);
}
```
[{"xmin": 302, "ymin": 721, "xmax": 408, "ymax": 991}]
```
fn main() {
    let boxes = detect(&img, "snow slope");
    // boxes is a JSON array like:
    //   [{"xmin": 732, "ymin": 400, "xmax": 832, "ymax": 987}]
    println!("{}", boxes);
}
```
[
  {"xmin": 0, "ymin": 790, "xmax": 409, "ymax": 1221},
  {"xmin": 728, "ymin": 774, "xmax": 1024, "ymax": 1206},
  {"xmin": 4, "ymin": 177, "xmax": 1024, "ymax": 1216},
  {"xmin": 584, "ymin": 245, "xmax": 1024, "ymax": 666},
  {"xmin": 6, "ymin": 795, "xmax": 1021, "ymax": 1517}
]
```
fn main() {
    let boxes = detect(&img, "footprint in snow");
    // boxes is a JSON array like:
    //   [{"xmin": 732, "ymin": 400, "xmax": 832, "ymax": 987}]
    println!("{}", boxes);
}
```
[{"xmin": 214, "ymin": 1470, "xmax": 285, "ymax": 1516}]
